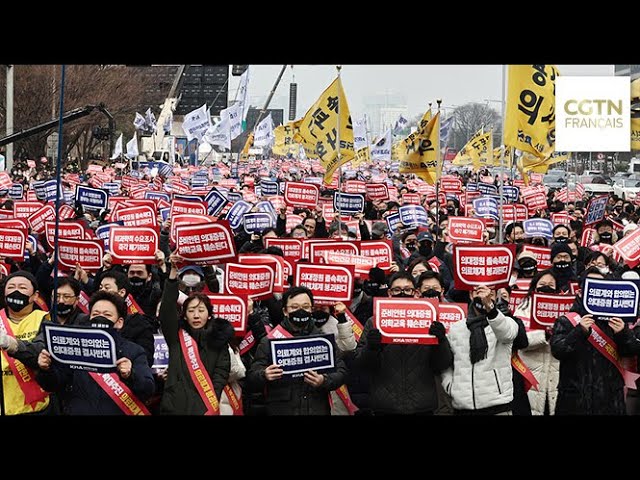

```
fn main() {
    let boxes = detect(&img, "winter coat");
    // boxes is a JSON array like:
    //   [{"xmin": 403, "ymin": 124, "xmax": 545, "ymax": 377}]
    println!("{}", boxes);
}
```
[
  {"xmin": 120, "ymin": 313, "xmax": 156, "ymax": 367},
  {"xmin": 354, "ymin": 316, "xmax": 453, "ymax": 415},
  {"xmin": 36, "ymin": 332, "xmax": 155, "ymax": 415},
  {"xmin": 441, "ymin": 309, "xmax": 519, "ymax": 413},
  {"xmin": 159, "ymin": 278, "xmax": 232, "ymax": 415},
  {"xmin": 551, "ymin": 314, "xmax": 640, "ymax": 415},
  {"xmin": 245, "ymin": 318, "xmax": 348, "ymax": 415},
  {"xmin": 220, "ymin": 346, "xmax": 246, "ymax": 416}
]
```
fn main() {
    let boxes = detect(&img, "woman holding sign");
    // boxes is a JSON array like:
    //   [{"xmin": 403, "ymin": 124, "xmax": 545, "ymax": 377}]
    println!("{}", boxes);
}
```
[{"xmin": 158, "ymin": 253, "xmax": 233, "ymax": 415}]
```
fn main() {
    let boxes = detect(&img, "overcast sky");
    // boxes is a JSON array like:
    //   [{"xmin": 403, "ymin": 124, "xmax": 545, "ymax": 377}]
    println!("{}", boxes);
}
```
[{"xmin": 229, "ymin": 64, "xmax": 614, "ymax": 121}]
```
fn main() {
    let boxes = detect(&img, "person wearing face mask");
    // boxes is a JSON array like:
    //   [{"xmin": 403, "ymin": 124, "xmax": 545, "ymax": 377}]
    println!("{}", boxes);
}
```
[
  {"xmin": 126, "ymin": 263, "xmax": 162, "ymax": 318},
  {"xmin": 178, "ymin": 265, "xmax": 206, "ymax": 294},
  {"xmin": 513, "ymin": 270, "xmax": 562, "ymax": 415},
  {"xmin": 587, "ymin": 252, "xmax": 613, "ymax": 277},
  {"xmin": 551, "ymin": 267, "xmax": 640, "ymax": 415},
  {"xmin": 505, "ymin": 222, "xmax": 525, "ymax": 244},
  {"xmin": 552, "ymin": 225, "xmax": 571, "ymax": 244},
  {"xmin": 354, "ymin": 272, "xmax": 452, "ymax": 415},
  {"xmin": 406, "ymin": 231, "xmax": 454, "ymax": 293},
  {"xmin": 550, "ymin": 242, "xmax": 577, "ymax": 293},
  {"xmin": 0, "ymin": 271, "xmax": 51, "ymax": 415},
  {"xmin": 446, "ymin": 199, "xmax": 459, "ymax": 217},
  {"xmin": 35, "ymin": 291, "xmax": 155, "ymax": 415},
  {"xmin": 157, "ymin": 253, "xmax": 233, "ymax": 415},
  {"xmin": 246, "ymin": 286, "xmax": 348, "ymax": 415},
  {"xmin": 595, "ymin": 219, "xmax": 617, "ymax": 246},
  {"xmin": 441, "ymin": 284, "xmax": 521, "ymax": 415},
  {"xmin": 515, "ymin": 251, "xmax": 538, "ymax": 279}
]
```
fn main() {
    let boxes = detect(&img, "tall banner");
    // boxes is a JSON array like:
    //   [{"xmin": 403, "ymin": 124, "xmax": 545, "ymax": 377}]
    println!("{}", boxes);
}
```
[
  {"xmin": 370, "ymin": 128, "xmax": 392, "ymax": 161},
  {"xmin": 294, "ymin": 77, "xmax": 355, "ymax": 183},
  {"xmin": 182, "ymin": 104, "xmax": 211, "ymax": 143},
  {"xmin": 398, "ymin": 111, "xmax": 440, "ymax": 184},
  {"xmin": 504, "ymin": 64, "xmax": 559, "ymax": 158}
]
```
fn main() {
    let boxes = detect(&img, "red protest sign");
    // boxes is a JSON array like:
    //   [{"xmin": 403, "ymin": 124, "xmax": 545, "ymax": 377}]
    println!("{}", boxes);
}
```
[
  {"xmin": 514, "ymin": 278, "xmax": 532, "ymax": 291},
  {"xmin": 264, "ymin": 238, "xmax": 302, "ymax": 260},
  {"xmin": 453, "ymin": 244, "xmax": 515, "ymax": 290},
  {"xmin": 0, "ymin": 218, "xmax": 28, "ymax": 231},
  {"xmin": 521, "ymin": 245, "xmax": 552, "ymax": 269},
  {"xmin": 125, "ymin": 199, "xmax": 157, "ymax": 210},
  {"xmin": 113, "ymin": 205, "xmax": 158, "ymax": 229},
  {"xmin": 551, "ymin": 212, "xmax": 571, "ymax": 225},
  {"xmin": 401, "ymin": 193, "xmax": 421, "ymax": 205},
  {"xmin": 522, "ymin": 192, "xmax": 547, "ymax": 213},
  {"xmin": 440, "ymin": 177, "xmax": 463, "ymax": 193},
  {"xmin": 509, "ymin": 290, "xmax": 528, "ymax": 321},
  {"xmin": 531, "ymin": 293, "xmax": 576, "ymax": 329},
  {"xmin": 109, "ymin": 227, "xmax": 158, "ymax": 264},
  {"xmin": 613, "ymin": 227, "xmax": 640, "ymax": 268},
  {"xmin": 515, "ymin": 204, "xmax": 528, "ymax": 221},
  {"xmin": 59, "ymin": 204, "xmax": 76, "ymax": 221},
  {"xmin": 323, "ymin": 252, "xmax": 376, "ymax": 277},
  {"xmin": 502, "ymin": 205, "xmax": 517, "ymax": 224},
  {"xmin": 238, "ymin": 254, "xmax": 285, "ymax": 293},
  {"xmin": 0, "ymin": 172, "xmax": 13, "ymax": 190},
  {"xmin": 175, "ymin": 221, "xmax": 236, "ymax": 265},
  {"xmin": 447, "ymin": 217, "xmax": 485, "ymax": 244},
  {"xmin": 294, "ymin": 263, "xmax": 354, "ymax": 305},
  {"xmin": 0, "ymin": 228, "xmax": 26, "ymax": 260},
  {"xmin": 285, "ymin": 214, "xmax": 304, "ymax": 234},
  {"xmin": 170, "ymin": 214, "xmax": 212, "ymax": 244},
  {"xmin": 207, "ymin": 294, "xmax": 247, "ymax": 336},
  {"xmin": 27, "ymin": 204, "xmax": 56, "ymax": 234},
  {"xmin": 13, "ymin": 201, "xmax": 43, "ymax": 219},
  {"xmin": 169, "ymin": 181, "xmax": 190, "ymax": 195},
  {"xmin": 344, "ymin": 180, "xmax": 367, "ymax": 194},
  {"xmin": 170, "ymin": 199, "xmax": 207, "ymax": 218},
  {"xmin": 374, "ymin": 298, "xmax": 438, "ymax": 345},
  {"xmin": 225, "ymin": 263, "xmax": 274, "ymax": 301},
  {"xmin": 309, "ymin": 241, "xmax": 359, "ymax": 264},
  {"xmin": 284, "ymin": 181, "xmax": 319, "ymax": 207},
  {"xmin": 365, "ymin": 183, "xmax": 389, "ymax": 201},
  {"xmin": 45, "ymin": 221, "xmax": 85, "ymax": 248},
  {"xmin": 57, "ymin": 238, "xmax": 104, "ymax": 271},
  {"xmin": 358, "ymin": 240, "xmax": 393, "ymax": 270},
  {"xmin": 437, "ymin": 302, "xmax": 467, "ymax": 332}
]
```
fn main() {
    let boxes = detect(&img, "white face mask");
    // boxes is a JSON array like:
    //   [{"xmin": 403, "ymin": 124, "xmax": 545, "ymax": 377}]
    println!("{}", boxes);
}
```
[
  {"xmin": 597, "ymin": 266, "xmax": 610, "ymax": 275},
  {"xmin": 182, "ymin": 273, "xmax": 202, "ymax": 287}
]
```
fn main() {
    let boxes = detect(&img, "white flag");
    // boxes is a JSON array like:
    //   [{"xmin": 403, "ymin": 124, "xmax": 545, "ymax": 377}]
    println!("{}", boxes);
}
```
[
  {"xmin": 237, "ymin": 68, "xmax": 250, "ymax": 123},
  {"xmin": 370, "ymin": 128, "xmax": 392, "ymax": 161},
  {"xmin": 126, "ymin": 133, "xmax": 138, "ymax": 159},
  {"xmin": 299, "ymin": 144, "xmax": 307, "ymax": 161},
  {"xmin": 439, "ymin": 116, "xmax": 454, "ymax": 148},
  {"xmin": 353, "ymin": 117, "xmax": 369, "ymax": 151},
  {"xmin": 182, "ymin": 104, "xmax": 211, "ymax": 143},
  {"xmin": 253, "ymin": 114, "xmax": 274, "ymax": 148},
  {"xmin": 163, "ymin": 113, "xmax": 173, "ymax": 135},
  {"xmin": 393, "ymin": 115, "xmax": 408, "ymax": 134},
  {"xmin": 203, "ymin": 117, "xmax": 231, "ymax": 151},
  {"xmin": 145, "ymin": 108, "xmax": 157, "ymax": 133},
  {"xmin": 133, "ymin": 112, "xmax": 146, "ymax": 130},
  {"xmin": 110, "ymin": 134, "xmax": 123, "ymax": 159},
  {"xmin": 222, "ymin": 103, "xmax": 243, "ymax": 140}
]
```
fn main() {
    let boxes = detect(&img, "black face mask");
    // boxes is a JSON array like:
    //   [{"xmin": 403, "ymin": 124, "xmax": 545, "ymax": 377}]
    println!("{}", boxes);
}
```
[
  {"xmin": 532, "ymin": 238, "xmax": 546, "ymax": 246},
  {"xmin": 599, "ymin": 232, "xmax": 613, "ymax": 244},
  {"xmin": 515, "ymin": 238, "xmax": 525, "ymax": 244},
  {"xmin": 405, "ymin": 243, "xmax": 417, "ymax": 252},
  {"xmin": 553, "ymin": 261, "xmax": 571, "ymax": 272},
  {"xmin": 536, "ymin": 285, "xmax": 556, "ymax": 294},
  {"xmin": 615, "ymin": 207, "xmax": 623, "ymax": 213},
  {"xmin": 554, "ymin": 237, "xmax": 568, "ymax": 243},
  {"xmin": 56, "ymin": 303, "xmax": 74, "ymax": 317},
  {"xmin": 419, "ymin": 243, "xmax": 432, "ymax": 257},
  {"xmin": 312, "ymin": 311, "xmax": 330, "ymax": 328},
  {"xmin": 472, "ymin": 297, "xmax": 486, "ymax": 313},
  {"xmin": 353, "ymin": 287, "xmax": 363, "ymax": 296},
  {"xmin": 447, "ymin": 207, "xmax": 456, "ymax": 214},
  {"xmin": 288, "ymin": 309, "xmax": 313, "ymax": 326},
  {"xmin": 422, "ymin": 289, "xmax": 441, "ymax": 299},
  {"xmin": 90, "ymin": 315, "xmax": 114, "ymax": 329},
  {"xmin": 128, "ymin": 277, "xmax": 146, "ymax": 292},
  {"xmin": 5, "ymin": 291, "xmax": 30, "ymax": 311}
]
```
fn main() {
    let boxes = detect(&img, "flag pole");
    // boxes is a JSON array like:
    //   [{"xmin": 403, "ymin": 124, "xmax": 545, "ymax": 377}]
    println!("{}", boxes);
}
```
[
  {"xmin": 52, "ymin": 65, "xmax": 66, "ymax": 325},
  {"xmin": 497, "ymin": 64, "xmax": 507, "ymax": 244},
  {"xmin": 336, "ymin": 65, "xmax": 343, "ymax": 238},
  {"xmin": 435, "ymin": 99, "xmax": 442, "ymax": 236}
]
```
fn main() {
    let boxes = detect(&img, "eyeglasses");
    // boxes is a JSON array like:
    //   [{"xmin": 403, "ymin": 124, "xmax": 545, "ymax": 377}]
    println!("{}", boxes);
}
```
[
  {"xmin": 55, "ymin": 294, "xmax": 76, "ymax": 301},
  {"xmin": 389, "ymin": 287, "xmax": 415, "ymax": 295}
]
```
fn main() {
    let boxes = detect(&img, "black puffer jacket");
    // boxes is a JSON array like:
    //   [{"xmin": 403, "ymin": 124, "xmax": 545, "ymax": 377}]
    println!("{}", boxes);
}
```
[
  {"xmin": 551, "ymin": 315, "xmax": 639, "ymax": 415},
  {"xmin": 245, "ymin": 318, "xmax": 348, "ymax": 415},
  {"xmin": 159, "ymin": 278, "xmax": 233, "ymax": 415},
  {"xmin": 353, "ymin": 316, "xmax": 453, "ymax": 414},
  {"xmin": 121, "ymin": 313, "xmax": 156, "ymax": 367}
]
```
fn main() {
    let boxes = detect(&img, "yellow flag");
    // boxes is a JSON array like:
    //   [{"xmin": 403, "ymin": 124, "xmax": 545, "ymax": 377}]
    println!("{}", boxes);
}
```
[
  {"xmin": 520, "ymin": 152, "xmax": 550, "ymax": 174},
  {"xmin": 492, "ymin": 145, "xmax": 513, "ymax": 168},
  {"xmin": 546, "ymin": 150, "xmax": 569, "ymax": 165},
  {"xmin": 632, "ymin": 114, "xmax": 640, "ymax": 150},
  {"xmin": 239, "ymin": 132, "xmax": 254, "ymax": 160},
  {"xmin": 398, "ymin": 111, "xmax": 440, "ymax": 184},
  {"xmin": 352, "ymin": 146, "xmax": 371, "ymax": 167},
  {"xmin": 469, "ymin": 131, "xmax": 493, "ymax": 169},
  {"xmin": 505, "ymin": 64, "xmax": 559, "ymax": 158},
  {"xmin": 417, "ymin": 109, "xmax": 433, "ymax": 131},
  {"xmin": 632, "ymin": 78, "xmax": 640, "ymax": 101},
  {"xmin": 294, "ymin": 77, "xmax": 355, "ymax": 182},
  {"xmin": 273, "ymin": 122, "xmax": 299, "ymax": 156},
  {"xmin": 391, "ymin": 141, "xmax": 404, "ymax": 161}
]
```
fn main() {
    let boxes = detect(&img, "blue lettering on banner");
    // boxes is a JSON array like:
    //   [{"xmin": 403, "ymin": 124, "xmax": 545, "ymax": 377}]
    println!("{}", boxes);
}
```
[
  {"xmin": 145, "ymin": 191, "xmax": 170, "ymax": 203},
  {"xmin": 477, "ymin": 182, "xmax": 498, "ymax": 195},
  {"xmin": 43, "ymin": 179, "xmax": 61, "ymax": 203},
  {"xmin": 190, "ymin": 176, "xmax": 208, "ymax": 188},
  {"xmin": 334, "ymin": 193, "xmax": 365, "ymax": 215},
  {"xmin": 225, "ymin": 200, "xmax": 252, "ymax": 230},
  {"xmin": 260, "ymin": 181, "xmax": 279, "ymax": 197},
  {"xmin": 173, "ymin": 194, "xmax": 203, "ymax": 203},
  {"xmin": 227, "ymin": 192, "xmax": 243, "ymax": 204},
  {"xmin": 585, "ymin": 195, "xmax": 608, "ymax": 226},
  {"xmin": 503, "ymin": 186, "xmax": 520, "ymax": 203},
  {"xmin": 8, "ymin": 183, "xmax": 23, "ymax": 199},
  {"xmin": 399, "ymin": 205, "xmax": 429, "ymax": 227},
  {"xmin": 33, "ymin": 181, "xmax": 46, "ymax": 200},
  {"xmin": 152, "ymin": 334, "xmax": 169, "ymax": 372},
  {"xmin": 96, "ymin": 222, "xmax": 123, "ymax": 252},
  {"xmin": 244, "ymin": 212, "xmax": 276, "ymax": 234},
  {"xmin": 75, "ymin": 185, "xmax": 108, "ymax": 211},
  {"xmin": 63, "ymin": 190, "xmax": 74, "ymax": 205},
  {"xmin": 583, "ymin": 278, "xmax": 640, "ymax": 320},
  {"xmin": 159, "ymin": 208, "xmax": 170, "ymax": 222},
  {"xmin": 44, "ymin": 324, "xmax": 117, "ymax": 372},
  {"xmin": 466, "ymin": 182, "xmax": 478, "ymax": 192},
  {"xmin": 473, "ymin": 197, "xmax": 499, "ymax": 220},
  {"xmin": 522, "ymin": 218, "xmax": 554, "ymax": 239},
  {"xmin": 269, "ymin": 334, "xmax": 336, "ymax": 376},
  {"xmin": 205, "ymin": 187, "xmax": 228, "ymax": 216},
  {"xmin": 385, "ymin": 212, "xmax": 403, "ymax": 234},
  {"xmin": 102, "ymin": 182, "xmax": 121, "ymax": 196}
]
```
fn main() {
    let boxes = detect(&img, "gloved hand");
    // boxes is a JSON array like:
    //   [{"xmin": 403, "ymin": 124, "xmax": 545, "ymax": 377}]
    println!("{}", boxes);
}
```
[
  {"xmin": 367, "ymin": 328, "xmax": 384, "ymax": 351},
  {"xmin": 248, "ymin": 313, "xmax": 266, "ymax": 341},
  {"xmin": 336, "ymin": 313, "xmax": 348, "ymax": 324},
  {"xmin": 429, "ymin": 320, "xmax": 447, "ymax": 341}
]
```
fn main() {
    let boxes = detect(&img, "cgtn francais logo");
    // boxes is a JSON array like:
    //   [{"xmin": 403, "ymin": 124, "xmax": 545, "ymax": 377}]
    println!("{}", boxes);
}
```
[{"xmin": 555, "ymin": 76, "xmax": 630, "ymax": 152}]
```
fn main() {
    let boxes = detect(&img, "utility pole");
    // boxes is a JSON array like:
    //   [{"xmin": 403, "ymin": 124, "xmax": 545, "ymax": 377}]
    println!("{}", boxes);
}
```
[{"xmin": 6, "ymin": 65, "xmax": 14, "ymax": 170}]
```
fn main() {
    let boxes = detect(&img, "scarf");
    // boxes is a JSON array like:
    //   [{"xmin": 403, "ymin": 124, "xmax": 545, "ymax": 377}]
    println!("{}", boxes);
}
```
[{"xmin": 466, "ymin": 310, "xmax": 489, "ymax": 364}]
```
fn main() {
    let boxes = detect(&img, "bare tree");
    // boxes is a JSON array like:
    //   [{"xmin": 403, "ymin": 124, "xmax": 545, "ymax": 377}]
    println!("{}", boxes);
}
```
[
  {"xmin": 0, "ymin": 65, "xmax": 147, "ymax": 170},
  {"xmin": 450, "ymin": 102, "xmax": 501, "ymax": 150}
]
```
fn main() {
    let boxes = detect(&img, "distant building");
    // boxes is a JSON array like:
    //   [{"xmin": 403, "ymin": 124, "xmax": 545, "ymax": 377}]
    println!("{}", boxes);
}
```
[
  {"xmin": 231, "ymin": 108, "xmax": 284, "ymax": 151},
  {"xmin": 363, "ymin": 92, "xmax": 408, "ymax": 138},
  {"xmin": 615, "ymin": 65, "xmax": 640, "ymax": 80}
]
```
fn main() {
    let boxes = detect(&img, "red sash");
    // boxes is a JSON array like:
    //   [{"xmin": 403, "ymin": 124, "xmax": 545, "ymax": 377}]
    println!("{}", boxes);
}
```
[
  {"xmin": 345, "ymin": 309, "xmax": 364, "ymax": 342},
  {"xmin": 89, "ymin": 372, "xmax": 150, "ymax": 415},
  {"xmin": 34, "ymin": 294, "xmax": 49, "ymax": 312},
  {"xmin": 125, "ymin": 294, "xmax": 145, "ymax": 316},
  {"xmin": 332, "ymin": 384, "xmax": 359, "ymax": 415},
  {"xmin": 223, "ymin": 384, "xmax": 243, "ymax": 416},
  {"xmin": 77, "ymin": 291, "xmax": 90, "ymax": 314},
  {"xmin": 565, "ymin": 313, "xmax": 640, "ymax": 389},
  {"xmin": 179, "ymin": 329, "xmax": 220, "ymax": 415},
  {"xmin": 238, "ymin": 330, "xmax": 256, "ymax": 356},
  {"xmin": 511, "ymin": 352, "xmax": 539, "ymax": 392},
  {"xmin": 0, "ymin": 310, "xmax": 48, "ymax": 408}
]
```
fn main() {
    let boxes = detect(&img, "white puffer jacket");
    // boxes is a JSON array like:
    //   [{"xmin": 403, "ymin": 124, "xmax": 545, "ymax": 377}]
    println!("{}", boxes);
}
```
[
  {"xmin": 441, "ymin": 309, "xmax": 519, "ymax": 411},
  {"xmin": 513, "ymin": 300, "xmax": 560, "ymax": 415},
  {"xmin": 220, "ymin": 346, "xmax": 246, "ymax": 415}
]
